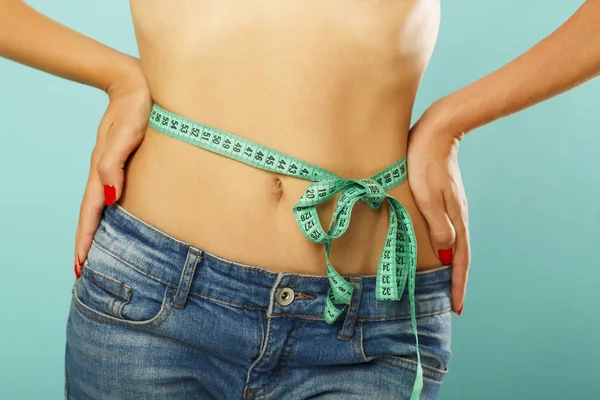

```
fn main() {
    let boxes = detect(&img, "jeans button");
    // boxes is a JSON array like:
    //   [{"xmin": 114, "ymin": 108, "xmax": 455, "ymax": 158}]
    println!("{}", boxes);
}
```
[{"xmin": 276, "ymin": 287, "xmax": 295, "ymax": 306}]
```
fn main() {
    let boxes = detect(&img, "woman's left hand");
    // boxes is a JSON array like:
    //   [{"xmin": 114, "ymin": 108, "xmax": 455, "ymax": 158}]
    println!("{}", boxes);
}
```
[{"xmin": 407, "ymin": 99, "xmax": 471, "ymax": 314}]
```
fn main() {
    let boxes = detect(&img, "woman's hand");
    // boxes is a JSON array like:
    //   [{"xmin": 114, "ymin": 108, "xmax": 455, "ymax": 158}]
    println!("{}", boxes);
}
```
[
  {"xmin": 407, "ymin": 99, "xmax": 471, "ymax": 314},
  {"xmin": 0, "ymin": 3, "xmax": 154, "ymax": 277},
  {"xmin": 404, "ymin": 0, "xmax": 600, "ymax": 315},
  {"xmin": 74, "ymin": 56, "xmax": 152, "ymax": 277}
]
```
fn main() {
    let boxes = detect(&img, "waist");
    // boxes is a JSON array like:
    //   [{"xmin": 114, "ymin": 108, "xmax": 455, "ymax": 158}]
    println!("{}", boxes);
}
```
[
  {"xmin": 91, "ymin": 202, "xmax": 452, "ymax": 321},
  {"xmin": 119, "ymin": 123, "xmax": 443, "ymax": 275}
]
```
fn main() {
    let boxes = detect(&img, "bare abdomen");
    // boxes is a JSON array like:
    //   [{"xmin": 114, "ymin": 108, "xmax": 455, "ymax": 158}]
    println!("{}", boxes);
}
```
[{"xmin": 120, "ymin": 0, "xmax": 442, "ymax": 275}]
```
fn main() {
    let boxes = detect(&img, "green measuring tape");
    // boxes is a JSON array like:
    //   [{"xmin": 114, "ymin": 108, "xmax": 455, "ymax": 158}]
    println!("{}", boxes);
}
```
[{"xmin": 148, "ymin": 103, "xmax": 424, "ymax": 399}]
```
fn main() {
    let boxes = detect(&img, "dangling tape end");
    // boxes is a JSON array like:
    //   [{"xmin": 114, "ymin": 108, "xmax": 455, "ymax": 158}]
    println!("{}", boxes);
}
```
[{"xmin": 409, "ymin": 364, "xmax": 424, "ymax": 400}]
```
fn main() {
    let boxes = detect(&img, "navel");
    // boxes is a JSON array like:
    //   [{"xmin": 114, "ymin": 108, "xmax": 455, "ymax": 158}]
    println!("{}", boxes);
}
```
[{"xmin": 273, "ymin": 177, "xmax": 284, "ymax": 200}]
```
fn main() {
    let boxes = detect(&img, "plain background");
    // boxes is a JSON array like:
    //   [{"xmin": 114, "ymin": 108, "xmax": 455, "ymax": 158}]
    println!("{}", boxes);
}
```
[{"xmin": 1, "ymin": 1, "xmax": 598, "ymax": 399}]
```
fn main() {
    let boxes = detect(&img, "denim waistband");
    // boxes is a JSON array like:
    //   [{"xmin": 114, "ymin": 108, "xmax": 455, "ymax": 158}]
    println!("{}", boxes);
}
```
[{"xmin": 93, "ymin": 203, "xmax": 451, "ymax": 322}]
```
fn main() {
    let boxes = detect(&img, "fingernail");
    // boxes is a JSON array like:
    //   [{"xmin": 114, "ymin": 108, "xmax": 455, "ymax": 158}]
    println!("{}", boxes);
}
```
[
  {"xmin": 438, "ymin": 248, "xmax": 453, "ymax": 265},
  {"xmin": 456, "ymin": 303, "xmax": 463, "ymax": 316},
  {"xmin": 104, "ymin": 185, "xmax": 116, "ymax": 206},
  {"xmin": 74, "ymin": 260, "xmax": 81, "ymax": 279}
]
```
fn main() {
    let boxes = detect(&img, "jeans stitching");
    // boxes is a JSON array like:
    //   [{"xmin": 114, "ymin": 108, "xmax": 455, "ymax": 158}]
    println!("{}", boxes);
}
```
[
  {"xmin": 358, "ymin": 321, "xmax": 369, "ymax": 361},
  {"xmin": 81, "ymin": 260, "xmax": 450, "ymax": 321},
  {"xmin": 351, "ymin": 328, "xmax": 360, "ymax": 362},
  {"xmin": 72, "ymin": 284, "xmax": 172, "ymax": 329},
  {"xmin": 243, "ymin": 317, "xmax": 274, "ymax": 398},
  {"xmin": 83, "ymin": 263, "xmax": 132, "ymax": 300},
  {"xmin": 379, "ymin": 356, "xmax": 448, "ymax": 382},
  {"xmin": 257, "ymin": 319, "xmax": 308, "ymax": 398},
  {"xmin": 64, "ymin": 351, "xmax": 69, "ymax": 400},
  {"xmin": 292, "ymin": 292, "xmax": 316, "ymax": 300},
  {"xmin": 189, "ymin": 291, "xmax": 270, "ymax": 311},
  {"xmin": 258, "ymin": 311, "xmax": 266, "ymax": 357},
  {"xmin": 245, "ymin": 317, "xmax": 282, "ymax": 394},
  {"xmin": 172, "ymin": 250, "xmax": 202, "ymax": 309},
  {"xmin": 247, "ymin": 319, "xmax": 308, "ymax": 398},
  {"xmin": 356, "ymin": 307, "xmax": 452, "ymax": 321},
  {"xmin": 185, "ymin": 289, "xmax": 451, "ymax": 321},
  {"xmin": 92, "ymin": 239, "xmax": 177, "ymax": 289},
  {"xmin": 171, "ymin": 248, "xmax": 192, "ymax": 307}
]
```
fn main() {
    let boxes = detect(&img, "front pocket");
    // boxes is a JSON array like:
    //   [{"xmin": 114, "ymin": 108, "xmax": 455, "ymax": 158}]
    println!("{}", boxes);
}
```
[
  {"xmin": 72, "ymin": 241, "xmax": 173, "ymax": 329},
  {"xmin": 359, "ymin": 311, "xmax": 452, "ymax": 380},
  {"xmin": 80, "ymin": 263, "xmax": 133, "ymax": 319}
]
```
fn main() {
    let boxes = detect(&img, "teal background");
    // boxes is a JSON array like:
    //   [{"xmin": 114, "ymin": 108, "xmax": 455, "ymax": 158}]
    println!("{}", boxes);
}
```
[{"xmin": 1, "ymin": 1, "xmax": 598, "ymax": 399}]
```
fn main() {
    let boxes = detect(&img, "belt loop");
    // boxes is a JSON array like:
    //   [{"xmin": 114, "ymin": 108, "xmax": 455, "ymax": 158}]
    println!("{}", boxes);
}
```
[
  {"xmin": 337, "ymin": 277, "xmax": 363, "ymax": 340},
  {"xmin": 172, "ymin": 248, "xmax": 202, "ymax": 309}
]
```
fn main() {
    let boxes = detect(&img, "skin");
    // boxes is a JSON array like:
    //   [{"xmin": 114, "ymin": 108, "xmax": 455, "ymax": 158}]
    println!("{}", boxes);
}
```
[{"xmin": 1, "ymin": 0, "xmax": 599, "ymax": 315}]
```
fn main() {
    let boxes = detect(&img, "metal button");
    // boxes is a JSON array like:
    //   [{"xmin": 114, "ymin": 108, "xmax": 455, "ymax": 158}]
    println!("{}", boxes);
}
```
[{"xmin": 276, "ymin": 287, "xmax": 295, "ymax": 306}]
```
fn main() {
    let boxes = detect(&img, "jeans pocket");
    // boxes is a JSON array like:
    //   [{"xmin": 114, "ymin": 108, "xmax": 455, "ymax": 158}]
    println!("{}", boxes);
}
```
[
  {"xmin": 359, "ymin": 311, "xmax": 452, "ymax": 382},
  {"xmin": 72, "ymin": 240, "xmax": 173, "ymax": 329}
]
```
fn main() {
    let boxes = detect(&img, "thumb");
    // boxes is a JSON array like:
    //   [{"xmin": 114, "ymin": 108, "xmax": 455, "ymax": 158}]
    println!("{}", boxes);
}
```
[
  {"xmin": 418, "ymin": 193, "xmax": 456, "ymax": 265},
  {"xmin": 96, "ymin": 124, "xmax": 143, "ymax": 206}
]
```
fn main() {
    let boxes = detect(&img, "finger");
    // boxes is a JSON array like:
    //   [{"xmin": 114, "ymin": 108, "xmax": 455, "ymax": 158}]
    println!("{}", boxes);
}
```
[
  {"xmin": 74, "ymin": 214, "xmax": 82, "ymax": 277},
  {"xmin": 75, "ymin": 168, "xmax": 105, "ymax": 274},
  {"xmin": 444, "ymin": 186, "xmax": 471, "ymax": 313},
  {"xmin": 414, "ymin": 189, "xmax": 456, "ymax": 264},
  {"xmin": 73, "ymin": 118, "xmax": 111, "ymax": 277},
  {"xmin": 96, "ymin": 123, "xmax": 144, "ymax": 206}
]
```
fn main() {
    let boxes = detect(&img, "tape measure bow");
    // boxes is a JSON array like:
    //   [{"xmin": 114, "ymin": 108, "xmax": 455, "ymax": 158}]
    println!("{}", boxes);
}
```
[{"xmin": 292, "ymin": 171, "xmax": 417, "ymax": 326}]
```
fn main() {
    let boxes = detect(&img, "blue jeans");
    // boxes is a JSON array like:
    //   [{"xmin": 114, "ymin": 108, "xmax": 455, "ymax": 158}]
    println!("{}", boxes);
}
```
[{"xmin": 65, "ymin": 203, "xmax": 452, "ymax": 399}]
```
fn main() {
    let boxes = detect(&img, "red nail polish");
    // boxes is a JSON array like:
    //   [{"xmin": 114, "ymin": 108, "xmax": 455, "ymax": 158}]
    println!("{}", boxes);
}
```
[
  {"xmin": 438, "ymin": 248, "xmax": 453, "ymax": 265},
  {"xmin": 74, "ymin": 260, "xmax": 81, "ymax": 279},
  {"xmin": 104, "ymin": 185, "xmax": 116, "ymax": 206},
  {"xmin": 457, "ymin": 304, "xmax": 463, "ymax": 316}
]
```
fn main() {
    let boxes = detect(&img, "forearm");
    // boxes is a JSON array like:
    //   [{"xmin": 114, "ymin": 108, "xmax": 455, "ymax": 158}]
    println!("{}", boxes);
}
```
[
  {"xmin": 436, "ymin": 0, "xmax": 600, "ymax": 137},
  {"xmin": 0, "ymin": 0, "xmax": 137, "ymax": 92}
]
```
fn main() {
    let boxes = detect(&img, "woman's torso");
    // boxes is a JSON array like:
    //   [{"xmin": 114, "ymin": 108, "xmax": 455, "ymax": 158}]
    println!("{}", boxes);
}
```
[{"xmin": 121, "ymin": 0, "xmax": 442, "ymax": 275}]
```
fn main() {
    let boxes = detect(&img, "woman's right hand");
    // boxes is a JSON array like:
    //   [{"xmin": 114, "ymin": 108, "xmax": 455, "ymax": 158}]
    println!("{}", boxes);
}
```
[{"xmin": 74, "ymin": 56, "xmax": 152, "ymax": 277}]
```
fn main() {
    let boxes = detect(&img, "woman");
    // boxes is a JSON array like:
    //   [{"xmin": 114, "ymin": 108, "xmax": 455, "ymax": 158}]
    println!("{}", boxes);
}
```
[{"xmin": 2, "ymin": 1, "xmax": 599, "ymax": 399}]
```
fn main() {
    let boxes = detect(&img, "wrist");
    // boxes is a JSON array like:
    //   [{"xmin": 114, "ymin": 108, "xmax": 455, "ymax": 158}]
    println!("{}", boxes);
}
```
[
  {"xmin": 104, "ymin": 54, "xmax": 148, "ymax": 99},
  {"xmin": 420, "ymin": 96, "xmax": 470, "ymax": 142}
]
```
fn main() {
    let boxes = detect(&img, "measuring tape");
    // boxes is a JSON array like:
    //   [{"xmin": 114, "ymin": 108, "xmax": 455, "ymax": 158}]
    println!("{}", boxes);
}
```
[{"xmin": 148, "ymin": 103, "xmax": 424, "ymax": 399}]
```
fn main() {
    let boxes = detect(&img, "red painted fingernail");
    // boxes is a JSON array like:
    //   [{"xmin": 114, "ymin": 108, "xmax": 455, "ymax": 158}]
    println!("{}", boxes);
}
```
[
  {"xmin": 457, "ymin": 303, "xmax": 463, "ymax": 316},
  {"xmin": 438, "ymin": 248, "xmax": 453, "ymax": 265},
  {"xmin": 74, "ymin": 260, "xmax": 81, "ymax": 279},
  {"xmin": 104, "ymin": 185, "xmax": 116, "ymax": 206}
]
